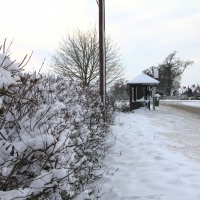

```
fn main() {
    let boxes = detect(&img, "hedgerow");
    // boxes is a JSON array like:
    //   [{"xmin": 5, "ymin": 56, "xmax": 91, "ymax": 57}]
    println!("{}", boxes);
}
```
[{"xmin": 0, "ymin": 44, "xmax": 114, "ymax": 199}]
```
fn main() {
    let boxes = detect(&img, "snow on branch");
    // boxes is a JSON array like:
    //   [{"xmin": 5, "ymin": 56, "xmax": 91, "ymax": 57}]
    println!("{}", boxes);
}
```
[{"xmin": 0, "ymin": 53, "xmax": 115, "ymax": 199}]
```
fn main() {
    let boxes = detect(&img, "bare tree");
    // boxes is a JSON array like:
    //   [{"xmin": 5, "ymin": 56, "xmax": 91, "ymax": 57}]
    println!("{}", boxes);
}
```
[
  {"xmin": 143, "ymin": 51, "xmax": 193, "ymax": 95},
  {"xmin": 50, "ymin": 27, "xmax": 126, "ymax": 87}
]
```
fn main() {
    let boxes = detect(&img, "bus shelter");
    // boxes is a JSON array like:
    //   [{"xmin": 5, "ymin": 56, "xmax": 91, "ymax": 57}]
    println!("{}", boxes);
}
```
[{"xmin": 127, "ymin": 74, "xmax": 159, "ymax": 110}]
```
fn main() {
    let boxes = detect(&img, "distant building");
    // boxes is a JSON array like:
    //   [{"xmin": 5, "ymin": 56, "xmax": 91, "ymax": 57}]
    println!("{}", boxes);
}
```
[
  {"xmin": 179, "ymin": 86, "xmax": 188, "ymax": 95},
  {"xmin": 127, "ymin": 73, "xmax": 159, "ymax": 110},
  {"xmin": 191, "ymin": 84, "xmax": 200, "ymax": 97},
  {"xmin": 179, "ymin": 84, "xmax": 200, "ymax": 98}
]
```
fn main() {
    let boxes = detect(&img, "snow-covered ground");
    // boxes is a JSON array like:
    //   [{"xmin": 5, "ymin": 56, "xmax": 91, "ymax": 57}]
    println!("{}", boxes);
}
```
[
  {"xmin": 161, "ymin": 99, "xmax": 200, "ymax": 108},
  {"xmin": 77, "ymin": 102, "xmax": 200, "ymax": 200},
  {"xmin": 181, "ymin": 101, "xmax": 200, "ymax": 107}
]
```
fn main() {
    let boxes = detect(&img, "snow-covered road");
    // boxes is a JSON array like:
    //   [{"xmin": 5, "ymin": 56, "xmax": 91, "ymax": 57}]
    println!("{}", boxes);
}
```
[
  {"xmin": 150, "ymin": 101, "xmax": 200, "ymax": 163},
  {"xmin": 93, "ymin": 102, "xmax": 200, "ymax": 200},
  {"xmin": 160, "ymin": 100, "xmax": 200, "ymax": 117}
]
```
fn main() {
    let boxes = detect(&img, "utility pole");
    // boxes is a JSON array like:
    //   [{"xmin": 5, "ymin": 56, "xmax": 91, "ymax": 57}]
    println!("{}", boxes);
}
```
[{"xmin": 98, "ymin": 0, "xmax": 106, "ymax": 111}]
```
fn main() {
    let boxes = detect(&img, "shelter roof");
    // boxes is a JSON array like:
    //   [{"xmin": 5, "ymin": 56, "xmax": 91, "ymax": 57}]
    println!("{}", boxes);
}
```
[{"xmin": 127, "ymin": 73, "xmax": 159, "ymax": 85}]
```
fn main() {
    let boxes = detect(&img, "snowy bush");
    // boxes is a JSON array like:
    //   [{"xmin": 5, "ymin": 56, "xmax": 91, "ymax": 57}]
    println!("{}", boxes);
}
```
[
  {"xmin": 115, "ymin": 102, "xmax": 130, "ymax": 113},
  {"xmin": 0, "ymin": 53, "xmax": 114, "ymax": 199},
  {"xmin": 0, "ymin": 49, "xmax": 21, "ymax": 113},
  {"xmin": 0, "ymin": 53, "xmax": 20, "ymax": 90}
]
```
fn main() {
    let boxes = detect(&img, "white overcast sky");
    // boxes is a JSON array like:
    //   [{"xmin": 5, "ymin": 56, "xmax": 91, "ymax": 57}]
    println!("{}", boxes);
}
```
[{"xmin": 1, "ymin": 0, "xmax": 200, "ymax": 86}]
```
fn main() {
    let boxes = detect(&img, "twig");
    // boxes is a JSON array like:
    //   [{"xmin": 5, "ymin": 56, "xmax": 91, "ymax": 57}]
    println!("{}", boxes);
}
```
[
  {"xmin": 18, "ymin": 51, "xmax": 33, "ymax": 70},
  {"xmin": 3, "ymin": 38, "xmax": 6, "ymax": 53},
  {"xmin": 38, "ymin": 58, "xmax": 46, "ymax": 75},
  {"xmin": 5, "ymin": 38, "xmax": 14, "ymax": 54}
]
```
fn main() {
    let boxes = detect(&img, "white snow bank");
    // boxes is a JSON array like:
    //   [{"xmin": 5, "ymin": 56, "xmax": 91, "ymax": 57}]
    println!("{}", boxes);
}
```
[
  {"xmin": 161, "ymin": 100, "xmax": 200, "ymax": 107},
  {"xmin": 181, "ymin": 101, "xmax": 200, "ymax": 108}
]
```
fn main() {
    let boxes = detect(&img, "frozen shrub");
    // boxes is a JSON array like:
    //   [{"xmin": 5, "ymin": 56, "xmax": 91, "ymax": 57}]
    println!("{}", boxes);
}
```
[
  {"xmin": 115, "ymin": 101, "xmax": 130, "ymax": 113},
  {"xmin": 0, "ymin": 50, "xmax": 114, "ymax": 199},
  {"xmin": 0, "ymin": 53, "xmax": 20, "ymax": 89}
]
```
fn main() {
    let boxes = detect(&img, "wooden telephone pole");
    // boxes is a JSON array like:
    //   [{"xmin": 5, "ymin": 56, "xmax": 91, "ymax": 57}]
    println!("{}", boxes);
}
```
[{"xmin": 98, "ymin": 0, "xmax": 106, "ymax": 110}]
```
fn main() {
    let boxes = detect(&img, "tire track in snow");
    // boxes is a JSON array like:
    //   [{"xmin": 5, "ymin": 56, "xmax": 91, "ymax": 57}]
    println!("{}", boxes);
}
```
[{"xmin": 148, "ymin": 103, "xmax": 200, "ymax": 163}]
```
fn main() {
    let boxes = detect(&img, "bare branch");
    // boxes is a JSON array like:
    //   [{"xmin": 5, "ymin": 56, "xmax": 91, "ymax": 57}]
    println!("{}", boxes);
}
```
[{"xmin": 18, "ymin": 51, "xmax": 33, "ymax": 70}]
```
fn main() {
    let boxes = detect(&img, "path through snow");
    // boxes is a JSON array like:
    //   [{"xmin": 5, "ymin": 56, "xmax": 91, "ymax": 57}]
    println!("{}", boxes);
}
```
[{"xmin": 76, "ymin": 103, "xmax": 200, "ymax": 200}]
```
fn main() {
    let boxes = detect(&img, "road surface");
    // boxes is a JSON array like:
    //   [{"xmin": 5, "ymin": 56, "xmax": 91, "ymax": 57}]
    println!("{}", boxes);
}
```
[
  {"xmin": 160, "ymin": 100, "xmax": 200, "ymax": 118},
  {"xmin": 148, "ymin": 100, "xmax": 200, "ymax": 163}
]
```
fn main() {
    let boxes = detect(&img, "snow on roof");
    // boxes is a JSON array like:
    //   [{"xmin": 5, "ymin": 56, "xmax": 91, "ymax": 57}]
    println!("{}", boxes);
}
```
[
  {"xmin": 191, "ymin": 85, "xmax": 197, "ymax": 93},
  {"xmin": 127, "ymin": 73, "xmax": 159, "ymax": 85},
  {"xmin": 179, "ymin": 85, "xmax": 200, "ymax": 94},
  {"xmin": 179, "ymin": 87, "xmax": 188, "ymax": 94}
]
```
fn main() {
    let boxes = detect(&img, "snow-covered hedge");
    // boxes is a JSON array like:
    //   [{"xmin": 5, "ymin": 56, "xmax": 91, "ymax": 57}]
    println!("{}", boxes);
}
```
[
  {"xmin": 0, "ymin": 53, "xmax": 114, "ymax": 199},
  {"xmin": 115, "ymin": 101, "xmax": 130, "ymax": 112},
  {"xmin": 0, "ymin": 53, "xmax": 20, "ymax": 90},
  {"xmin": 0, "ymin": 52, "xmax": 21, "ymax": 111}
]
